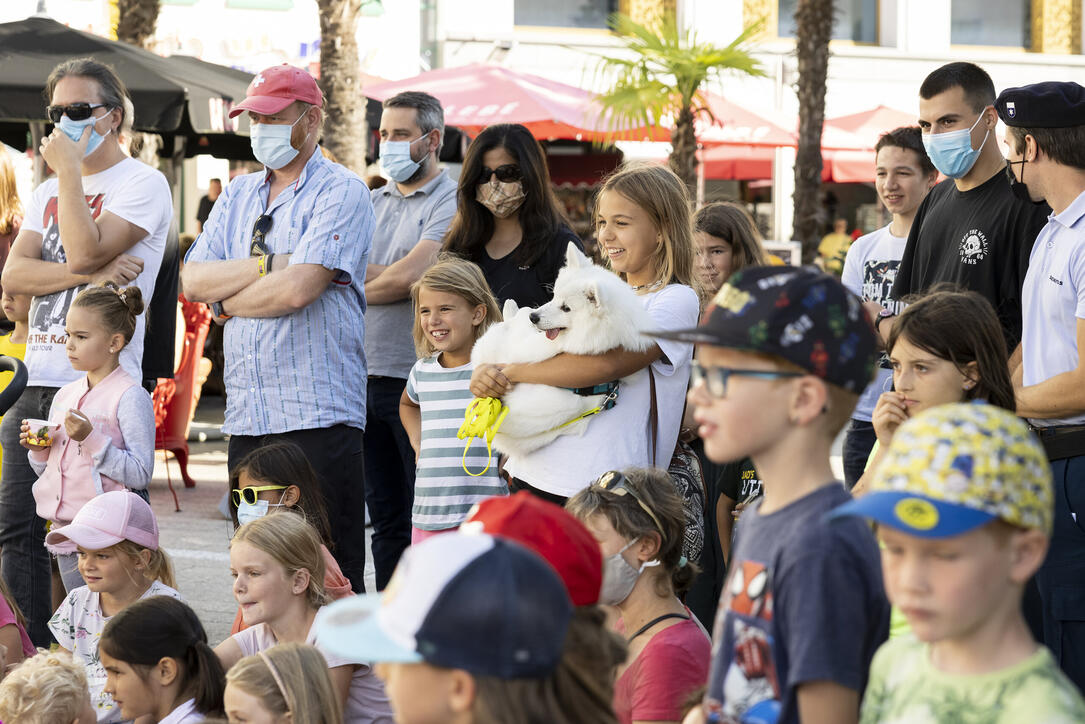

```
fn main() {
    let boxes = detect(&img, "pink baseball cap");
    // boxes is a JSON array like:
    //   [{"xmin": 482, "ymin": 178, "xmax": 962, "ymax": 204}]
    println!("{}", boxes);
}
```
[
  {"xmin": 45, "ymin": 490, "xmax": 159, "ymax": 551},
  {"xmin": 228, "ymin": 64, "xmax": 323, "ymax": 119}
]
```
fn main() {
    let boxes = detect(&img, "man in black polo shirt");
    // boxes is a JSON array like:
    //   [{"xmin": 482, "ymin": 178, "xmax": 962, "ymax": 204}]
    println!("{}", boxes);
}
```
[{"xmin": 880, "ymin": 63, "xmax": 1049, "ymax": 356}]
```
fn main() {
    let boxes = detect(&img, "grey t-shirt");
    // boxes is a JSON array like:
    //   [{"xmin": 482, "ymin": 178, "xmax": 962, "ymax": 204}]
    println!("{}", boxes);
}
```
[
  {"xmin": 703, "ymin": 483, "xmax": 889, "ymax": 723},
  {"xmin": 365, "ymin": 171, "xmax": 458, "ymax": 378}
]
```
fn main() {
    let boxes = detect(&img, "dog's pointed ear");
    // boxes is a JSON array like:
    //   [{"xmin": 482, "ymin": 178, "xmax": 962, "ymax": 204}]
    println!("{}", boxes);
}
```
[
  {"xmin": 502, "ymin": 299, "xmax": 519, "ymax": 319},
  {"xmin": 584, "ymin": 282, "xmax": 602, "ymax": 309},
  {"xmin": 565, "ymin": 242, "xmax": 588, "ymax": 269}
]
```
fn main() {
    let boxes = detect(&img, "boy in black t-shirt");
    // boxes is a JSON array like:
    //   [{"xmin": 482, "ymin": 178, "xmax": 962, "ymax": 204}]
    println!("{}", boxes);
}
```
[
  {"xmin": 657, "ymin": 267, "xmax": 888, "ymax": 724},
  {"xmin": 885, "ymin": 62, "xmax": 1049, "ymax": 353}
]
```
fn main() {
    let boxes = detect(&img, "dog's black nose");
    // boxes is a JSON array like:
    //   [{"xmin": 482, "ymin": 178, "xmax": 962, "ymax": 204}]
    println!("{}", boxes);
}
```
[{"xmin": 529, "ymin": 312, "xmax": 540, "ymax": 324}]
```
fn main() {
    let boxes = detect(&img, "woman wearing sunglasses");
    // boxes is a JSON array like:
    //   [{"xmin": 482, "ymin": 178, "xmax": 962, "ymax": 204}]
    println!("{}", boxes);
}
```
[
  {"xmin": 567, "ymin": 468, "xmax": 711, "ymax": 724},
  {"xmin": 228, "ymin": 441, "xmax": 354, "ymax": 634},
  {"xmin": 441, "ymin": 123, "xmax": 583, "ymax": 307}
]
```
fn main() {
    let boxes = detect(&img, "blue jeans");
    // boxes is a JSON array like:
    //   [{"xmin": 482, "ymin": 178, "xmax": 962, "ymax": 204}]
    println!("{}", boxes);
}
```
[
  {"xmin": 362, "ymin": 376, "xmax": 415, "ymax": 591},
  {"xmin": 843, "ymin": 419, "xmax": 877, "ymax": 490},
  {"xmin": 1034, "ymin": 455, "xmax": 1085, "ymax": 691},
  {"xmin": 0, "ymin": 386, "xmax": 58, "ymax": 647}
]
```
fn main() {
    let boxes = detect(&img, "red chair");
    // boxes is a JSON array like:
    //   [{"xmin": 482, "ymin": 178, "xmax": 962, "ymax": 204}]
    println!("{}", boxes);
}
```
[{"xmin": 154, "ymin": 295, "xmax": 213, "ymax": 509}]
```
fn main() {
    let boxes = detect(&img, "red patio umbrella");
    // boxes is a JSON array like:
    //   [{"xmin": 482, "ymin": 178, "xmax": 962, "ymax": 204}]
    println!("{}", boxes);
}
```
[
  {"xmin": 360, "ymin": 64, "xmax": 656, "ymax": 143},
  {"xmin": 697, "ymin": 92, "xmax": 796, "ymax": 147},
  {"xmin": 824, "ymin": 105, "xmax": 917, "ymax": 150}
]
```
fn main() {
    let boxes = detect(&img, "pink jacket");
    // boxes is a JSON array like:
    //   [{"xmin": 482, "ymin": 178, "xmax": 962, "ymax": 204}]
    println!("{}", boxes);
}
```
[{"xmin": 31, "ymin": 367, "xmax": 139, "ymax": 524}]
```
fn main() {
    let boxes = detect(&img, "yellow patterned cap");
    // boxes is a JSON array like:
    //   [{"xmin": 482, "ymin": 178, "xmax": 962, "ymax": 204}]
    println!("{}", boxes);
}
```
[{"xmin": 830, "ymin": 403, "xmax": 1052, "ymax": 537}]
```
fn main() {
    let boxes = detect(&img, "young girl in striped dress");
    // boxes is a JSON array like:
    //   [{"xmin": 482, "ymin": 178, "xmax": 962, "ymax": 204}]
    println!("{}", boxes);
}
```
[{"xmin": 398, "ymin": 257, "xmax": 505, "ymax": 543}]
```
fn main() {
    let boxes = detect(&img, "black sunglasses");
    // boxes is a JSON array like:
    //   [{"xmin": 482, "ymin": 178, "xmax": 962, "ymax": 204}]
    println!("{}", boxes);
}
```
[
  {"xmin": 479, "ymin": 164, "xmax": 522, "ymax": 184},
  {"xmin": 250, "ymin": 214, "xmax": 272, "ymax": 256},
  {"xmin": 592, "ymin": 470, "xmax": 664, "ymax": 533},
  {"xmin": 46, "ymin": 103, "xmax": 110, "ymax": 124}
]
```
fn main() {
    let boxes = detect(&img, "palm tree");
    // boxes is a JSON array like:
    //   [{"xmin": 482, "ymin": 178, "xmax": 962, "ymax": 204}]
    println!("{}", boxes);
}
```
[
  {"xmin": 593, "ymin": 14, "xmax": 765, "ymax": 195},
  {"xmin": 792, "ymin": 0, "xmax": 834, "ymax": 258},
  {"xmin": 317, "ymin": 0, "xmax": 367, "ymax": 173},
  {"xmin": 112, "ymin": 0, "xmax": 160, "ymax": 49}
]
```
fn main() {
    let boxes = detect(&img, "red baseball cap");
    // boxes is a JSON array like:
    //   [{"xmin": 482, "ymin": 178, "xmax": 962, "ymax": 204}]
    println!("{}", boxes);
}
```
[
  {"xmin": 461, "ymin": 492, "xmax": 602, "ymax": 606},
  {"xmin": 229, "ymin": 64, "xmax": 323, "ymax": 119}
]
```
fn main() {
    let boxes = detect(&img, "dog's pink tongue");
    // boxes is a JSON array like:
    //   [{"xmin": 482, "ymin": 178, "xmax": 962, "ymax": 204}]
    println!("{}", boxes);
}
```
[{"xmin": 546, "ymin": 328, "xmax": 561, "ymax": 341}]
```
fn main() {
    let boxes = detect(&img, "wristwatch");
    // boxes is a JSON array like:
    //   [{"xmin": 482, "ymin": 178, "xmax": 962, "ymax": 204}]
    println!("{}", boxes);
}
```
[
  {"xmin": 874, "ymin": 308, "xmax": 894, "ymax": 334},
  {"xmin": 210, "ymin": 301, "xmax": 231, "ymax": 321}
]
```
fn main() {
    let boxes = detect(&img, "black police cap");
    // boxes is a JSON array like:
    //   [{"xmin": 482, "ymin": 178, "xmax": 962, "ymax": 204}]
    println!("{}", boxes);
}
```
[{"xmin": 995, "ymin": 81, "xmax": 1085, "ymax": 128}]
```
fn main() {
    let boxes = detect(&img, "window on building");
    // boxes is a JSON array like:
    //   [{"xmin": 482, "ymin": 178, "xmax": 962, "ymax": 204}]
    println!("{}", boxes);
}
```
[
  {"xmin": 778, "ymin": 0, "xmax": 878, "ymax": 43},
  {"xmin": 514, "ymin": 0, "xmax": 618, "ymax": 29},
  {"xmin": 951, "ymin": 0, "xmax": 1030, "ymax": 47}
]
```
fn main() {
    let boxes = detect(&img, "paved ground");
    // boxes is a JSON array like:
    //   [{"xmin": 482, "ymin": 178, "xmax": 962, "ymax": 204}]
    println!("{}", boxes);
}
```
[{"xmin": 148, "ymin": 396, "xmax": 376, "ymax": 644}]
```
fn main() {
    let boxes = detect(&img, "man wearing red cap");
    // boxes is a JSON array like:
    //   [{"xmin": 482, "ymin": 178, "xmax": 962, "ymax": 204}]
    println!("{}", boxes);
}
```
[{"xmin": 182, "ymin": 64, "xmax": 374, "ymax": 592}]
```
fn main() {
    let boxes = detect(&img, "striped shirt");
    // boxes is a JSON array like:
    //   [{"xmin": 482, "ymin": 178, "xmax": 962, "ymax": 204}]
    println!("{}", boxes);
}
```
[
  {"xmin": 185, "ymin": 148, "xmax": 373, "ymax": 435},
  {"xmin": 406, "ymin": 356, "xmax": 507, "ymax": 530}
]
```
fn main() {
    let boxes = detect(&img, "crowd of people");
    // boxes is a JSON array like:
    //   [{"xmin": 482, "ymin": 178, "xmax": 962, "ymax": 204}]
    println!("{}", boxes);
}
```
[{"xmin": 0, "ymin": 52, "xmax": 1082, "ymax": 724}]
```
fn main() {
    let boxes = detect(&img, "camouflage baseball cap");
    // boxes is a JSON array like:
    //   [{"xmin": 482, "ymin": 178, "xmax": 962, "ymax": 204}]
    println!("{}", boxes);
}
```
[
  {"xmin": 650, "ymin": 266, "xmax": 878, "ymax": 393},
  {"xmin": 830, "ymin": 403, "xmax": 1053, "ymax": 537}
]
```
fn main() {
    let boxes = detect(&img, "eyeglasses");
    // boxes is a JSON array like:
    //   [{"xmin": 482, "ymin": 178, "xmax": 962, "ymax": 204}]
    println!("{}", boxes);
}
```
[
  {"xmin": 250, "ymin": 214, "xmax": 272, "ymax": 256},
  {"xmin": 592, "ymin": 471, "xmax": 664, "ymax": 533},
  {"xmin": 690, "ymin": 361, "xmax": 804, "ymax": 399},
  {"xmin": 478, "ymin": 164, "xmax": 522, "ymax": 184},
  {"xmin": 232, "ymin": 485, "xmax": 287, "ymax": 507},
  {"xmin": 46, "ymin": 103, "xmax": 110, "ymax": 124}
]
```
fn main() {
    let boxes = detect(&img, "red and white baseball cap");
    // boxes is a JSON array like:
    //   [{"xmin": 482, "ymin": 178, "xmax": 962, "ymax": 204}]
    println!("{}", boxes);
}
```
[
  {"xmin": 461, "ymin": 491, "xmax": 603, "ymax": 606},
  {"xmin": 45, "ymin": 490, "xmax": 159, "ymax": 551},
  {"xmin": 229, "ymin": 64, "xmax": 323, "ymax": 119},
  {"xmin": 314, "ymin": 532, "xmax": 572, "ymax": 678}
]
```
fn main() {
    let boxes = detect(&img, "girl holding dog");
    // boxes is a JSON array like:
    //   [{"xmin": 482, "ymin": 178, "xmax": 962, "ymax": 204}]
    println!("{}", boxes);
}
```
[
  {"xmin": 399, "ymin": 257, "xmax": 507, "ymax": 543},
  {"xmin": 471, "ymin": 163, "xmax": 700, "ymax": 504},
  {"xmin": 441, "ymin": 123, "xmax": 583, "ymax": 308}
]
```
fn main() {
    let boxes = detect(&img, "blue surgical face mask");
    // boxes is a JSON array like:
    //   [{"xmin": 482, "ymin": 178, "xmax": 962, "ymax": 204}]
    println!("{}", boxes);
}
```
[
  {"xmin": 57, "ymin": 114, "xmax": 111, "ymax": 157},
  {"xmin": 922, "ymin": 110, "xmax": 990, "ymax": 179},
  {"xmin": 250, "ymin": 109, "xmax": 309, "ymax": 170},
  {"xmin": 379, "ymin": 135, "xmax": 425, "ymax": 183},
  {"xmin": 236, "ymin": 497, "xmax": 285, "ymax": 526}
]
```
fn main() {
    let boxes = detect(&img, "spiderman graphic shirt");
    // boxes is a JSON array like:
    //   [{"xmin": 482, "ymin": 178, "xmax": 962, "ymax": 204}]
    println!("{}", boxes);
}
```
[{"xmin": 702, "ymin": 484, "xmax": 889, "ymax": 724}]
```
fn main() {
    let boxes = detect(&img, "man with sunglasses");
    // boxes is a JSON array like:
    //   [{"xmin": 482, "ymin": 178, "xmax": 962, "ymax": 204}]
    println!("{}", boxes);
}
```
[
  {"xmin": 0, "ymin": 58, "xmax": 172, "ymax": 646},
  {"xmin": 182, "ymin": 65, "xmax": 373, "ymax": 593},
  {"xmin": 362, "ymin": 91, "xmax": 457, "ymax": 590}
]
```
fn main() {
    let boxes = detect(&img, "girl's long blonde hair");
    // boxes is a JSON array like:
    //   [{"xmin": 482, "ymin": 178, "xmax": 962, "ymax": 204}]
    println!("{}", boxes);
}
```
[
  {"xmin": 410, "ymin": 255, "xmax": 502, "ymax": 359},
  {"xmin": 595, "ymin": 163, "xmax": 697, "ymax": 291},
  {"xmin": 227, "ymin": 643, "xmax": 343, "ymax": 724},
  {"xmin": 112, "ymin": 539, "xmax": 175, "ymax": 588},
  {"xmin": 232, "ymin": 513, "xmax": 327, "ymax": 609},
  {"xmin": 0, "ymin": 151, "xmax": 21, "ymax": 236}
]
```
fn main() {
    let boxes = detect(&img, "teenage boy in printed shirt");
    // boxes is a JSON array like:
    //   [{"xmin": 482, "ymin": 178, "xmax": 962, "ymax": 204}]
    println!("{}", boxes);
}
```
[
  {"xmin": 998, "ymin": 80, "xmax": 1085, "ymax": 691},
  {"xmin": 831, "ymin": 403, "xmax": 1085, "ymax": 722},
  {"xmin": 664, "ymin": 267, "xmax": 888, "ymax": 724}
]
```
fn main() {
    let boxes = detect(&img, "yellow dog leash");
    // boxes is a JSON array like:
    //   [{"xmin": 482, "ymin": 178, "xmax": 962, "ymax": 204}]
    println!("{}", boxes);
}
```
[{"xmin": 457, "ymin": 385, "xmax": 620, "ymax": 476}]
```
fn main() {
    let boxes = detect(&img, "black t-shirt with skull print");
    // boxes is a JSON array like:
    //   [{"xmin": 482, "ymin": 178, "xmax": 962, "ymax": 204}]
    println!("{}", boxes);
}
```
[{"xmin": 891, "ymin": 170, "xmax": 1050, "ymax": 351}]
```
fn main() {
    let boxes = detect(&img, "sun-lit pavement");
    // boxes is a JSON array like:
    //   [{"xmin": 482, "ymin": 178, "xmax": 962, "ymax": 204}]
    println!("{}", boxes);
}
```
[{"xmin": 148, "ymin": 396, "xmax": 375, "ymax": 644}]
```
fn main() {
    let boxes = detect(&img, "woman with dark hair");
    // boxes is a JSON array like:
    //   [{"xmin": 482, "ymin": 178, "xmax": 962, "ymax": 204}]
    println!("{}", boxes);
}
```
[
  {"xmin": 567, "ymin": 467, "xmax": 710, "ymax": 724},
  {"xmin": 441, "ymin": 123, "xmax": 582, "ymax": 307}
]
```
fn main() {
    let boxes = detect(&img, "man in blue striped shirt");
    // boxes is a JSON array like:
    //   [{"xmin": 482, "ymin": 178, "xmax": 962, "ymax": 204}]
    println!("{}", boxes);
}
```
[{"xmin": 182, "ymin": 65, "xmax": 373, "ymax": 591}]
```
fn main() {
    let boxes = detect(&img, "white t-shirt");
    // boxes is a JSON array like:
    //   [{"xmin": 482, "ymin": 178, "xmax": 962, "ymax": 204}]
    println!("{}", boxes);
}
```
[
  {"xmin": 1022, "ymin": 192, "xmax": 1085, "ymax": 426},
  {"xmin": 159, "ymin": 699, "xmax": 202, "ymax": 724},
  {"xmin": 48, "ymin": 581, "xmax": 183, "ymax": 723},
  {"xmin": 233, "ymin": 621, "xmax": 393, "ymax": 724},
  {"xmin": 505, "ymin": 284, "xmax": 699, "ymax": 497},
  {"xmin": 841, "ymin": 224, "xmax": 908, "ymax": 421},
  {"xmin": 22, "ymin": 157, "xmax": 172, "ymax": 387}
]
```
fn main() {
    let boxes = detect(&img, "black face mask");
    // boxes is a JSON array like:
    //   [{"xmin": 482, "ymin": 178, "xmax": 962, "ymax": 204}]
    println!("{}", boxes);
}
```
[{"xmin": 1006, "ymin": 159, "xmax": 1042, "ymax": 205}]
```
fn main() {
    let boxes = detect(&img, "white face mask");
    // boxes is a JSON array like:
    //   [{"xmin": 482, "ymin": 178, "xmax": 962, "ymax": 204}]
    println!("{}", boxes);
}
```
[
  {"xmin": 250, "ymin": 108, "xmax": 309, "ymax": 170},
  {"xmin": 598, "ymin": 538, "xmax": 660, "ymax": 606},
  {"xmin": 236, "ymin": 495, "xmax": 286, "ymax": 526}
]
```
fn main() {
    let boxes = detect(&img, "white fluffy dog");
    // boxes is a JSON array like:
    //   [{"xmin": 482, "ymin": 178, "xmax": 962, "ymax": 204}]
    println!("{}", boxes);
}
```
[{"xmin": 470, "ymin": 243, "xmax": 653, "ymax": 457}]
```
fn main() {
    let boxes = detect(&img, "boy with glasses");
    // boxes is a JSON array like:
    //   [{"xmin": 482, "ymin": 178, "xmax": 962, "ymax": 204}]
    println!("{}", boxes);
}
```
[{"xmin": 660, "ymin": 267, "xmax": 888, "ymax": 724}]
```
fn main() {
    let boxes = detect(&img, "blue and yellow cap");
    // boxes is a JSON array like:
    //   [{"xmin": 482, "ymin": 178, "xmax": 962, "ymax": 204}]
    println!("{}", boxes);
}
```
[{"xmin": 830, "ymin": 403, "xmax": 1053, "ymax": 537}]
